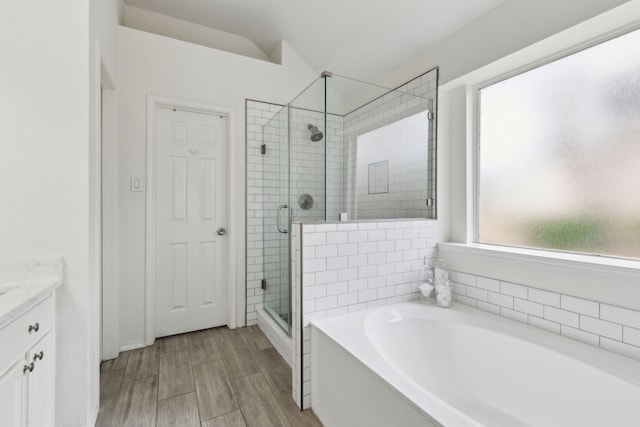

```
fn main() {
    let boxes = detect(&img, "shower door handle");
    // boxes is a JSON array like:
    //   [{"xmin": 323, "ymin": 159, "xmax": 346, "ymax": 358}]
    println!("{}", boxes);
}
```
[{"xmin": 277, "ymin": 204, "xmax": 288, "ymax": 234}]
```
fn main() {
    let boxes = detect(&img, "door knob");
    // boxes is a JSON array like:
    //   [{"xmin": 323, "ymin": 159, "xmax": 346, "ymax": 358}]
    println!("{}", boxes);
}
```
[{"xmin": 217, "ymin": 227, "xmax": 226, "ymax": 236}]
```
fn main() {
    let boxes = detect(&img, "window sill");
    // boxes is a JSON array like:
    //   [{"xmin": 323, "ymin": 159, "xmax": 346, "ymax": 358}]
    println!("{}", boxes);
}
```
[
  {"xmin": 440, "ymin": 243, "xmax": 640, "ymax": 276},
  {"xmin": 438, "ymin": 243, "xmax": 640, "ymax": 310}
]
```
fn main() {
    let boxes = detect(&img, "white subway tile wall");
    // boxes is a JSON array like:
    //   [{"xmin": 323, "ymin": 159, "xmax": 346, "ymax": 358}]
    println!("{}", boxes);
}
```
[
  {"xmin": 450, "ymin": 271, "xmax": 640, "ymax": 360},
  {"xmin": 343, "ymin": 70, "xmax": 437, "ymax": 220},
  {"xmin": 246, "ymin": 100, "xmax": 344, "ymax": 326},
  {"xmin": 293, "ymin": 219, "xmax": 437, "ymax": 409}
]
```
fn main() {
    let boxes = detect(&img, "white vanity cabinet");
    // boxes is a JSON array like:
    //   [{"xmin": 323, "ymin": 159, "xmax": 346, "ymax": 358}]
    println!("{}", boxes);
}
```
[
  {"xmin": 0, "ymin": 296, "xmax": 55, "ymax": 427},
  {"xmin": 0, "ymin": 357, "xmax": 24, "ymax": 427}
]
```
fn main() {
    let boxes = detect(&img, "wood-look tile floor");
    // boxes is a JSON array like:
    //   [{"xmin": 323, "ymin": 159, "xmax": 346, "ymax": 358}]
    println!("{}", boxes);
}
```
[{"xmin": 97, "ymin": 326, "xmax": 322, "ymax": 427}]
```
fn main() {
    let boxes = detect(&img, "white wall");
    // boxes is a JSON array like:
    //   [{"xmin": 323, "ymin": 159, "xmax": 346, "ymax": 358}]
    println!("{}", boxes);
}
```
[
  {"xmin": 0, "ymin": 0, "xmax": 116, "ymax": 425},
  {"xmin": 378, "ymin": 0, "xmax": 632, "ymax": 88},
  {"xmin": 117, "ymin": 26, "xmax": 318, "ymax": 349},
  {"xmin": 122, "ymin": 5, "xmax": 273, "ymax": 62},
  {"xmin": 90, "ymin": 0, "xmax": 120, "ymax": 424}
]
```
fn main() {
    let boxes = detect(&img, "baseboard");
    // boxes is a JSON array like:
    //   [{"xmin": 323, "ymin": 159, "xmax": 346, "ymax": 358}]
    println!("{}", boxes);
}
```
[{"xmin": 118, "ymin": 341, "xmax": 146, "ymax": 353}]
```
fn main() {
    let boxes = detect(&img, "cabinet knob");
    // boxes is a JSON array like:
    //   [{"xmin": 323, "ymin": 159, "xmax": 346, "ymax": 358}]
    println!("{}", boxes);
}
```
[
  {"xmin": 23, "ymin": 363, "xmax": 34, "ymax": 374},
  {"xmin": 28, "ymin": 322, "xmax": 40, "ymax": 333},
  {"xmin": 33, "ymin": 351, "xmax": 44, "ymax": 361}
]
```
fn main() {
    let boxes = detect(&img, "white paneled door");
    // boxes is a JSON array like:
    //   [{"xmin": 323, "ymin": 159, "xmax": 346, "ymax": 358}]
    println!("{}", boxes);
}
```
[{"xmin": 155, "ymin": 107, "xmax": 228, "ymax": 337}]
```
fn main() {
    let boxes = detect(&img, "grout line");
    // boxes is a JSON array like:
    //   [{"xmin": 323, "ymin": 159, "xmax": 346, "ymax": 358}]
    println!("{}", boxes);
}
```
[
  {"xmin": 154, "ymin": 373, "xmax": 159, "ymax": 426},
  {"xmin": 156, "ymin": 390, "xmax": 198, "ymax": 403}
]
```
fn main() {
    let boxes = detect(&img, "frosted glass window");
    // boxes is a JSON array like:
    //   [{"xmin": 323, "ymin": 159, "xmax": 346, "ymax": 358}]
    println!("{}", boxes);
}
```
[{"xmin": 478, "ymin": 28, "xmax": 640, "ymax": 259}]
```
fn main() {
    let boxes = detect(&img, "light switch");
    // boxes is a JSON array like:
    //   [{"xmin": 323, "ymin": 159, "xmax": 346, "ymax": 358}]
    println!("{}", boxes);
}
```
[{"xmin": 130, "ymin": 176, "xmax": 144, "ymax": 192}]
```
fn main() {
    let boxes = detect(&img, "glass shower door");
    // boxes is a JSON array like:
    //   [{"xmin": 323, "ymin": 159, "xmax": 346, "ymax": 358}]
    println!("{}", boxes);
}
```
[{"xmin": 261, "ymin": 105, "xmax": 291, "ymax": 334}]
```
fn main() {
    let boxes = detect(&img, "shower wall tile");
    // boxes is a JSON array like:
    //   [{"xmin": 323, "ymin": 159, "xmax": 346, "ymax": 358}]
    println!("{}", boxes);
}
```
[
  {"xmin": 289, "ymin": 109, "xmax": 344, "ymax": 224},
  {"xmin": 293, "ymin": 219, "xmax": 437, "ymax": 410},
  {"xmin": 450, "ymin": 270, "xmax": 640, "ymax": 362},
  {"xmin": 246, "ymin": 100, "xmax": 344, "ymax": 326},
  {"xmin": 342, "ymin": 69, "xmax": 438, "ymax": 220}
]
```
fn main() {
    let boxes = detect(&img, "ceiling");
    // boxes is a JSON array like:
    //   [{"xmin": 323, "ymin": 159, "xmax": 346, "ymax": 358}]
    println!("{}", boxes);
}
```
[{"xmin": 125, "ymin": 0, "xmax": 505, "ymax": 83}]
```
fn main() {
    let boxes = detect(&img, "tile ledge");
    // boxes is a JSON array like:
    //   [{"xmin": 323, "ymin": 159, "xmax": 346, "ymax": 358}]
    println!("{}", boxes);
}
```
[{"xmin": 440, "ymin": 243, "xmax": 640, "ymax": 276}]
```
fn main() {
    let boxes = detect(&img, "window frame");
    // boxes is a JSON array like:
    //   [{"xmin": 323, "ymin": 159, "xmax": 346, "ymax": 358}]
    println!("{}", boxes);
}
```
[
  {"xmin": 436, "ymin": 3, "xmax": 640, "ymax": 314},
  {"xmin": 472, "ymin": 23, "xmax": 640, "ymax": 261}
]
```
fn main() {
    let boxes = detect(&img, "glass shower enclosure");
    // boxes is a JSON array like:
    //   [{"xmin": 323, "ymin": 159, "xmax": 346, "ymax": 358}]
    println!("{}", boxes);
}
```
[{"xmin": 260, "ymin": 72, "xmax": 435, "ymax": 334}]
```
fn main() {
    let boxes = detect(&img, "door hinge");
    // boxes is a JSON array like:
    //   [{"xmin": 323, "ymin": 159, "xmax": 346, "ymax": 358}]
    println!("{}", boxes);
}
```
[
  {"xmin": 261, "ymin": 144, "xmax": 266, "ymax": 155},
  {"xmin": 427, "ymin": 111, "xmax": 435, "ymax": 121},
  {"xmin": 261, "ymin": 279, "xmax": 267, "ymax": 290}
]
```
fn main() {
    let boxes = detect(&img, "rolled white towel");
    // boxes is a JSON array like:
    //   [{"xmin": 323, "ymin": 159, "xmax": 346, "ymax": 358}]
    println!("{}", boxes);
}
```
[
  {"xmin": 437, "ymin": 294, "xmax": 452, "ymax": 307},
  {"xmin": 419, "ymin": 282, "xmax": 434, "ymax": 297}
]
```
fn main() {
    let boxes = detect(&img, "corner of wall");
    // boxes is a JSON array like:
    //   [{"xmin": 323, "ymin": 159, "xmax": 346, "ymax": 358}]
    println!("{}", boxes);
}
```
[
  {"xmin": 278, "ymin": 40, "xmax": 319, "ymax": 78},
  {"xmin": 121, "ymin": 4, "xmax": 270, "ymax": 62},
  {"xmin": 268, "ymin": 40, "xmax": 283, "ymax": 65}
]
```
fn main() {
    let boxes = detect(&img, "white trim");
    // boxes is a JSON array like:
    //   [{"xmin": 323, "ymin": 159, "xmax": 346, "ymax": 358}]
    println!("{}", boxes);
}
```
[
  {"xmin": 439, "ymin": 242, "xmax": 640, "ymax": 312},
  {"xmin": 119, "ymin": 341, "xmax": 147, "ymax": 352},
  {"xmin": 89, "ymin": 41, "xmax": 103, "ymax": 427},
  {"xmin": 466, "ymin": 85, "xmax": 477, "ymax": 244},
  {"xmin": 440, "ymin": 243, "xmax": 640, "ymax": 277},
  {"xmin": 145, "ymin": 95, "xmax": 238, "ymax": 346},
  {"xmin": 257, "ymin": 309, "xmax": 293, "ymax": 367},
  {"xmin": 100, "ymin": 58, "xmax": 120, "ymax": 361}
]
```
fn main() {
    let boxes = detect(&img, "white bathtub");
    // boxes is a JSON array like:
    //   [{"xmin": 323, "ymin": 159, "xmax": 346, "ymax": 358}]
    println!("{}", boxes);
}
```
[{"xmin": 310, "ymin": 302, "xmax": 640, "ymax": 427}]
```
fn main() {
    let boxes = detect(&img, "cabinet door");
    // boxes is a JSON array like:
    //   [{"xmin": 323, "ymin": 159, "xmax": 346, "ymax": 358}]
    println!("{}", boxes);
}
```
[
  {"xmin": 26, "ymin": 331, "xmax": 54, "ymax": 427},
  {"xmin": 0, "ymin": 360, "xmax": 26, "ymax": 427}
]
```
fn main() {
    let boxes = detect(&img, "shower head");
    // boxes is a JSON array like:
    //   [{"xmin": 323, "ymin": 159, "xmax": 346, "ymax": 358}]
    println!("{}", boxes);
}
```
[{"xmin": 307, "ymin": 124, "xmax": 323, "ymax": 142}]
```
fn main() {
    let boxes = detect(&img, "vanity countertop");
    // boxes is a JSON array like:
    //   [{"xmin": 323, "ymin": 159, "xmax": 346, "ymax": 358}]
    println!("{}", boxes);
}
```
[
  {"xmin": 0, "ymin": 257, "xmax": 64, "ymax": 330},
  {"xmin": 0, "ymin": 279, "xmax": 62, "ymax": 329}
]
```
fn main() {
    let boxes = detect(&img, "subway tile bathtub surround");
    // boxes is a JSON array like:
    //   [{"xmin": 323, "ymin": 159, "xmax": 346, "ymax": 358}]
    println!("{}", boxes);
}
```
[
  {"xmin": 295, "ymin": 219, "xmax": 437, "ymax": 409},
  {"xmin": 301, "ymin": 220, "xmax": 437, "ymax": 323},
  {"xmin": 450, "ymin": 271, "xmax": 640, "ymax": 360}
]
